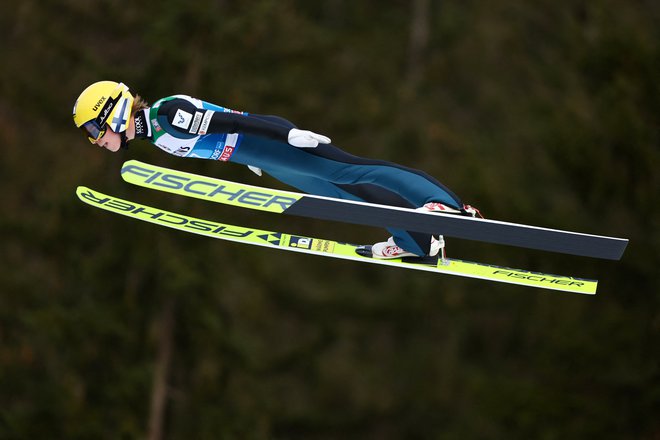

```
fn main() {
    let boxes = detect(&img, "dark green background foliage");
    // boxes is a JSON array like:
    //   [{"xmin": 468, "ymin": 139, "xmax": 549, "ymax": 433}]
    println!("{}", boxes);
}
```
[{"xmin": 1, "ymin": 1, "xmax": 658, "ymax": 438}]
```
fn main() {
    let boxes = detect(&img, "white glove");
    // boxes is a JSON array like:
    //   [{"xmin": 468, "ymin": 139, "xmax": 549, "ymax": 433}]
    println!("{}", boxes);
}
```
[
  {"xmin": 247, "ymin": 165, "xmax": 262, "ymax": 176},
  {"xmin": 287, "ymin": 128, "xmax": 331, "ymax": 148}
]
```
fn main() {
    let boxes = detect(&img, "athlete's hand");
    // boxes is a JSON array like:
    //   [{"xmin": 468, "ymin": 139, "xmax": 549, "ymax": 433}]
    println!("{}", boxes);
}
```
[{"xmin": 287, "ymin": 128, "xmax": 331, "ymax": 148}]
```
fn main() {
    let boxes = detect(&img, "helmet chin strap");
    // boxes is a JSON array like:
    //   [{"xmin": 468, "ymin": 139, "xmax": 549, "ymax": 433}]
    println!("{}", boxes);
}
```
[{"xmin": 120, "ymin": 131, "xmax": 129, "ymax": 150}]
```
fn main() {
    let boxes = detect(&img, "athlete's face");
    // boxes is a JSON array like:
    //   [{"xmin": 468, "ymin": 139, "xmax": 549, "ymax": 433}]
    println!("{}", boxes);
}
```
[{"xmin": 93, "ymin": 127, "xmax": 122, "ymax": 152}]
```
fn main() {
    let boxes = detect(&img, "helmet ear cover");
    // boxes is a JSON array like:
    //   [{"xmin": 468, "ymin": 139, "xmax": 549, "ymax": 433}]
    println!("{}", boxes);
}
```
[{"xmin": 120, "ymin": 130, "xmax": 129, "ymax": 150}]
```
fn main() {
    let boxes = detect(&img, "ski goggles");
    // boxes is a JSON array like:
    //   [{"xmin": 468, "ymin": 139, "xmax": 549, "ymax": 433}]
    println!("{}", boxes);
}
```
[{"xmin": 80, "ymin": 119, "xmax": 107, "ymax": 143}]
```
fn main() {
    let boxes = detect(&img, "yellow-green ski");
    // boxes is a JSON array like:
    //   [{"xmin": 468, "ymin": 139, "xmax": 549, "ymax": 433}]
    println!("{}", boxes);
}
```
[
  {"xmin": 76, "ymin": 186, "xmax": 598, "ymax": 295},
  {"xmin": 120, "ymin": 160, "xmax": 628, "ymax": 260}
]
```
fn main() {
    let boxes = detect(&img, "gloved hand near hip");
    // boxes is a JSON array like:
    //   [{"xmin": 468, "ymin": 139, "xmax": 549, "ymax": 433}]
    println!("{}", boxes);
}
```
[{"xmin": 288, "ymin": 128, "xmax": 331, "ymax": 148}]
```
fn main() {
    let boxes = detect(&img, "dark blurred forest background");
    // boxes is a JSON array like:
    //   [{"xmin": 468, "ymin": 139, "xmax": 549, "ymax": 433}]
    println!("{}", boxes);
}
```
[{"xmin": 1, "ymin": 0, "xmax": 659, "ymax": 438}]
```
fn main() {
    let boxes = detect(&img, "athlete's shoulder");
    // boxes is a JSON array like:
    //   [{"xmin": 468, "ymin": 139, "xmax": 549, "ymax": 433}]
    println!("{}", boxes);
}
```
[
  {"xmin": 154, "ymin": 94, "xmax": 246, "ymax": 114},
  {"xmin": 153, "ymin": 94, "xmax": 203, "ymax": 109},
  {"xmin": 149, "ymin": 95, "xmax": 205, "ymax": 138}
]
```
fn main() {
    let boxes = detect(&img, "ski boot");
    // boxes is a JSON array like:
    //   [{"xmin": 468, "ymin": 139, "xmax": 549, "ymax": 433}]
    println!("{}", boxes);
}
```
[
  {"xmin": 371, "ymin": 235, "xmax": 446, "ymax": 262},
  {"xmin": 419, "ymin": 202, "xmax": 483, "ymax": 218}
]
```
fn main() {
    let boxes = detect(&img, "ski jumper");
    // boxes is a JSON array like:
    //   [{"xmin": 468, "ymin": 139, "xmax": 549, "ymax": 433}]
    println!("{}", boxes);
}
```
[{"xmin": 132, "ymin": 95, "xmax": 463, "ymax": 256}]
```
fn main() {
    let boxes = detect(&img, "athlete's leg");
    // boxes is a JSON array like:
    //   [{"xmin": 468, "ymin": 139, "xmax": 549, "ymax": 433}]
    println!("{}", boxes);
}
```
[
  {"xmin": 264, "ymin": 169, "xmax": 432, "ymax": 256},
  {"xmin": 308, "ymin": 142, "xmax": 463, "ymax": 208},
  {"xmin": 231, "ymin": 136, "xmax": 460, "ymax": 256},
  {"xmin": 233, "ymin": 136, "xmax": 462, "ymax": 208}
]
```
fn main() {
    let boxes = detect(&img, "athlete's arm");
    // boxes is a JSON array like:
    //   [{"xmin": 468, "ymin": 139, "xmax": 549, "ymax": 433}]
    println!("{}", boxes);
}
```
[{"xmin": 159, "ymin": 98, "xmax": 329, "ymax": 147}]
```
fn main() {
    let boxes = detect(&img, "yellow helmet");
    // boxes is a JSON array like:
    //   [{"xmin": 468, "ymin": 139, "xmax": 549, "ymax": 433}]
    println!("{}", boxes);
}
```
[{"xmin": 73, "ymin": 81, "xmax": 134, "ymax": 143}]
